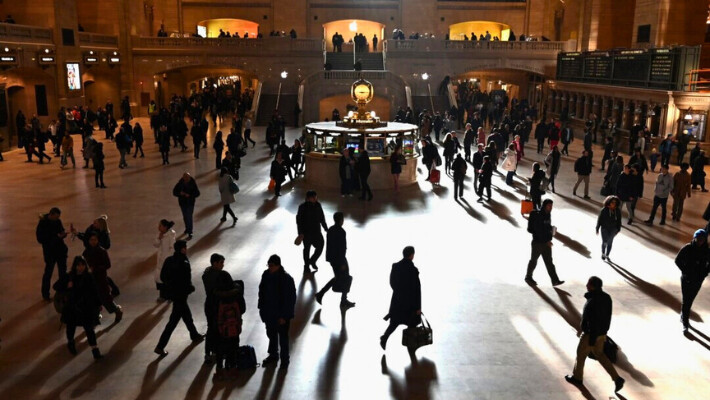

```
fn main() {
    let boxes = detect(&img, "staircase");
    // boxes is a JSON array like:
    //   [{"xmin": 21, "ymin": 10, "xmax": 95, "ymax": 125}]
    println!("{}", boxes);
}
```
[
  {"xmin": 256, "ymin": 94, "xmax": 298, "ymax": 126},
  {"xmin": 411, "ymin": 95, "xmax": 450, "ymax": 114},
  {"xmin": 325, "ymin": 52, "xmax": 384, "ymax": 70}
]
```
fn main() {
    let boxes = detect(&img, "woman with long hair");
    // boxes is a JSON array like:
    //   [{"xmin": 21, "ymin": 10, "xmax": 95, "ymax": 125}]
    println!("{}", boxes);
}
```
[
  {"xmin": 596, "ymin": 195, "xmax": 622, "ymax": 261},
  {"xmin": 83, "ymin": 232, "xmax": 123, "ymax": 323},
  {"xmin": 501, "ymin": 143, "xmax": 517, "ymax": 186},
  {"xmin": 63, "ymin": 255, "xmax": 103, "ymax": 360}
]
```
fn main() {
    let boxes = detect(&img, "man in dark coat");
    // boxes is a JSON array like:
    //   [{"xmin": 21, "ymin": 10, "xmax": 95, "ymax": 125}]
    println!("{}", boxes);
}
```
[
  {"xmin": 476, "ymin": 155, "xmax": 493, "ymax": 201},
  {"xmin": 190, "ymin": 123, "xmax": 203, "ymax": 159},
  {"xmin": 36, "ymin": 207, "xmax": 68, "ymax": 300},
  {"xmin": 172, "ymin": 172, "xmax": 200, "ymax": 239},
  {"xmin": 339, "ymin": 148, "xmax": 356, "ymax": 196},
  {"xmin": 463, "ymin": 123, "xmax": 475, "ymax": 161},
  {"xmin": 535, "ymin": 120, "xmax": 548, "ymax": 154},
  {"xmin": 155, "ymin": 240, "xmax": 203, "ymax": 356},
  {"xmin": 565, "ymin": 276, "xmax": 625, "ymax": 393},
  {"xmin": 452, "ymin": 153, "xmax": 467, "ymax": 200},
  {"xmin": 573, "ymin": 150, "xmax": 592, "ymax": 199},
  {"xmin": 472, "ymin": 144, "xmax": 485, "ymax": 192},
  {"xmin": 296, "ymin": 191, "xmax": 328, "ymax": 272},
  {"xmin": 561, "ymin": 124, "xmax": 573, "ymax": 156},
  {"xmin": 525, "ymin": 199, "xmax": 564, "ymax": 286},
  {"xmin": 258, "ymin": 254, "xmax": 297, "ymax": 369},
  {"xmin": 675, "ymin": 230, "xmax": 710, "ymax": 333},
  {"xmin": 615, "ymin": 164, "xmax": 636, "ymax": 224},
  {"xmin": 357, "ymin": 149, "xmax": 373, "ymax": 200},
  {"xmin": 380, "ymin": 246, "xmax": 422, "ymax": 350},
  {"xmin": 315, "ymin": 212, "xmax": 355, "ymax": 308}
]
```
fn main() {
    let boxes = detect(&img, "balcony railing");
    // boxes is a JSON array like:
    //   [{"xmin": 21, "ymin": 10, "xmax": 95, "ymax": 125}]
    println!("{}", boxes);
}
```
[
  {"xmin": 78, "ymin": 32, "xmax": 118, "ymax": 47},
  {"xmin": 384, "ymin": 39, "xmax": 575, "ymax": 53},
  {"xmin": 0, "ymin": 22, "xmax": 53, "ymax": 44},
  {"xmin": 134, "ymin": 37, "xmax": 323, "ymax": 53},
  {"xmin": 323, "ymin": 71, "xmax": 388, "ymax": 80}
]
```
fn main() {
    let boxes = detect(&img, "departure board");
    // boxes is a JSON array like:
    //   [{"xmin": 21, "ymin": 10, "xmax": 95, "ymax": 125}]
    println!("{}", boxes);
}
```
[{"xmin": 556, "ymin": 46, "xmax": 699, "ymax": 91}]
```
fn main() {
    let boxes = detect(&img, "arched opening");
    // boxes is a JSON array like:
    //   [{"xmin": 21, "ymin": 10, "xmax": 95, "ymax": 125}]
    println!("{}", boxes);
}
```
[
  {"xmin": 449, "ymin": 21, "xmax": 512, "ymax": 41},
  {"xmin": 323, "ymin": 19, "xmax": 385, "ymax": 52},
  {"xmin": 318, "ymin": 94, "xmax": 390, "ymax": 122},
  {"xmin": 82, "ymin": 66, "xmax": 121, "ymax": 110},
  {"xmin": 197, "ymin": 18, "xmax": 259, "ymax": 38}
]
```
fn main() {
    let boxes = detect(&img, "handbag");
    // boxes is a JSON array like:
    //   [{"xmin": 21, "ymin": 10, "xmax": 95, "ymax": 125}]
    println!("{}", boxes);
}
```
[
  {"xmin": 229, "ymin": 181, "xmax": 239, "ymax": 194},
  {"xmin": 332, "ymin": 274, "xmax": 352, "ymax": 293},
  {"xmin": 267, "ymin": 178, "xmax": 275, "ymax": 191},
  {"xmin": 520, "ymin": 199, "xmax": 534, "ymax": 215},
  {"xmin": 401, "ymin": 313, "xmax": 433, "ymax": 350}
]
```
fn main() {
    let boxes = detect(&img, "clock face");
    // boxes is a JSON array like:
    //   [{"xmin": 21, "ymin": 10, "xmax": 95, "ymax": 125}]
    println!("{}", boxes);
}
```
[{"xmin": 355, "ymin": 85, "xmax": 370, "ymax": 97}]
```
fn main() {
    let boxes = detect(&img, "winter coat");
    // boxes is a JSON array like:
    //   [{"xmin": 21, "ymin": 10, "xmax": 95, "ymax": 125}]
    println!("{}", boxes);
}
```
[
  {"xmin": 82, "ymin": 245, "xmax": 113, "ymax": 306},
  {"xmin": 218, "ymin": 173, "xmax": 237, "ymax": 205},
  {"xmin": 160, "ymin": 253, "xmax": 195, "ymax": 301},
  {"xmin": 36, "ymin": 215, "xmax": 68, "ymax": 255},
  {"xmin": 452, "ymin": 156, "xmax": 467, "ymax": 178},
  {"xmin": 501, "ymin": 149, "xmax": 517, "ymax": 172},
  {"xmin": 581, "ymin": 289, "xmax": 613, "ymax": 344},
  {"xmin": 545, "ymin": 150, "xmax": 561, "ymax": 176},
  {"xmin": 530, "ymin": 169, "xmax": 546, "ymax": 197},
  {"xmin": 472, "ymin": 150, "xmax": 485, "ymax": 170},
  {"xmin": 61, "ymin": 271, "xmax": 101, "ymax": 327},
  {"xmin": 257, "ymin": 266, "xmax": 297, "ymax": 323},
  {"xmin": 172, "ymin": 177, "xmax": 200, "ymax": 207},
  {"xmin": 325, "ymin": 225, "xmax": 347, "ymax": 265},
  {"xmin": 387, "ymin": 258, "xmax": 422, "ymax": 325},
  {"xmin": 530, "ymin": 209, "xmax": 553, "ymax": 243},
  {"xmin": 356, "ymin": 152, "xmax": 371, "ymax": 177},
  {"xmin": 574, "ymin": 156, "xmax": 592, "ymax": 176},
  {"xmin": 77, "ymin": 225, "xmax": 110, "ymax": 250},
  {"xmin": 296, "ymin": 201, "xmax": 327, "ymax": 237},
  {"xmin": 616, "ymin": 173, "xmax": 636, "ymax": 201},
  {"xmin": 203, "ymin": 267, "xmax": 245, "ymax": 317},
  {"xmin": 153, "ymin": 229, "xmax": 176, "ymax": 283},
  {"xmin": 133, "ymin": 125, "xmax": 144, "ymax": 145},
  {"xmin": 692, "ymin": 156, "xmax": 707, "ymax": 186},
  {"xmin": 672, "ymin": 170, "xmax": 692, "ymax": 198},
  {"xmin": 596, "ymin": 207, "xmax": 621, "ymax": 232},
  {"xmin": 675, "ymin": 240, "xmax": 710, "ymax": 283}
]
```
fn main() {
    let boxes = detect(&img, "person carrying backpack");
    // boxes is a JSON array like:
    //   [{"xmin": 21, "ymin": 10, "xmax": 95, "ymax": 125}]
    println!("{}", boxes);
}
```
[
  {"xmin": 525, "ymin": 199, "xmax": 564, "ymax": 286},
  {"xmin": 202, "ymin": 253, "xmax": 245, "ymax": 380}
]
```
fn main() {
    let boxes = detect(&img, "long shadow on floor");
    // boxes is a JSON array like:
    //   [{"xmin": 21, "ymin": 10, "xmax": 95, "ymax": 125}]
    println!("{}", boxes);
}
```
[
  {"xmin": 530, "ymin": 285, "xmax": 581, "ymax": 332},
  {"xmin": 606, "ymin": 260, "xmax": 702, "ymax": 322},
  {"xmin": 554, "ymin": 231, "xmax": 592, "ymax": 259},
  {"xmin": 317, "ymin": 326, "xmax": 348, "ymax": 399},
  {"xmin": 183, "ymin": 362, "xmax": 214, "ymax": 400},
  {"xmin": 621, "ymin": 224, "xmax": 684, "ymax": 255},
  {"xmin": 255, "ymin": 198, "xmax": 278, "ymax": 220},
  {"xmin": 195, "ymin": 202, "xmax": 225, "ymax": 219},
  {"xmin": 291, "ymin": 272, "xmax": 317, "ymax": 340},
  {"xmin": 135, "ymin": 340, "xmax": 202, "ymax": 400},
  {"xmin": 456, "ymin": 197, "xmax": 487, "ymax": 222},
  {"xmin": 555, "ymin": 193, "xmax": 601, "ymax": 214},
  {"xmin": 684, "ymin": 328, "xmax": 710, "ymax": 352},
  {"xmin": 481, "ymin": 198, "xmax": 519, "ymax": 227},
  {"xmin": 381, "ymin": 355, "xmax": 438, "ymax": 400},
  {"xmin": 615, "ymin": 347, "xmax": 655, "ymax": 387},
  {"xmin": 0, "ymin": 300, "xmax": 48, "ymax": 338}
]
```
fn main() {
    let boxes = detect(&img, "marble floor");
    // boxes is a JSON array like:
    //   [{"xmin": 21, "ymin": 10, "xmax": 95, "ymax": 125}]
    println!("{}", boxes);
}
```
[{"xmin": 1, "ymin": 117, "xmax": 710, "ymax": 400}]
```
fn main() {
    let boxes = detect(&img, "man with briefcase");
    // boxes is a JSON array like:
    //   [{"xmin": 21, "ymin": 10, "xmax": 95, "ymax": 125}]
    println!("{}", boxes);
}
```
[
  {"xmin": 380, "ymin": 246, "xmax": 424, "ymax": 351},
  {"xmin": 315, "ymin": 212, "xmax": 355, "ymax": 309}
]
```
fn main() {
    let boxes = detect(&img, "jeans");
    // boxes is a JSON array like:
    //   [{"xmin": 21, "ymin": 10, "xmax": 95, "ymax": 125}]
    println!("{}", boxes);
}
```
[
  {"xmin": 303, "ymin": 234, "xmax": 324, "ymax": 268},
  {"xmin": 573, "ymin": 333, "xmax": 620, "ymax": 381},
  {"xmin": 647, "ymin": 196, "xmax": 668, "ymax": 222},
  {"xmin": 473, "ymin": 171, "xmax": 479, "ymax": 191},
  {"xmin": 66, "ymin": 323, "xmax": 97, "ymax": 347},
  {"xmin": 672, "ymin": 195, "xmax": 686, "ymax": 220},
  {"xmin": 222, "ymin": 204, "xmax": 236, "ymax": 220},
  {"xmin": 42, "ymin": 250, "xmax": 67, "ymax": 299},
  {"xmin": 454, "ymin": 175, "xmax": 464, "ymax": 197},
  {"xmin": 180, "ymin": 202, "xmax": 195, "ymax": 234},
  {"xmin": 95, "ymin": 169, "xmax": 105, "ymax": 187},
  {"xmin": 526, "ymin": 241, "xmax": 560, "ymax": 283},
  {"xmin": 265, "ymin": 320, "xmax": 290, "ymax": 362},
  {"xmin": 561, "ymin": 142, "xmax": 570, "ymax": 155},
  {"xmin": 157, "ymin": 297, "xmax": 200, "ymax": 350},
  {"xmin": 319, "ymin": 260, "xmax": 350, "ymax": 301},
  {"xmin": 573, "ymin": 174, "xmax": 590, "ymax": 196},
  {"xmin": 119, "ymin": 148, "xmax": 128, "ymax": 167},
  {"xmin": 681, "ymin": 278, "xmax": 703, "ymax": 328},
  {"xmin": 600, "ymin": 228, "xmax": 618, "ymax": 257},
  {"xmin": 205, "ymin": 308, "xmax": 218, "ymax": 357},
  {"xmin": 193, "ymin": 144, "xmax": 200, "ymax": 159},
  {"xmin": 61, "ymin": 150, "xmax": 75, "ymax": 166},
  {"xmin": 477, "ymin": 181, "xmax": 491, "ymax": 200},
  {"xmin": 161, "ymin": 151, "xmax": 169, "ymax": 164}
]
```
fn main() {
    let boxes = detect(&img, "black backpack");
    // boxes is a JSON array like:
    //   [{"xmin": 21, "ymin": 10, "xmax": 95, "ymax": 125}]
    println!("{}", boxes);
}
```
[
  {"xmin": 236, "ymin": 345, "xmax": 259, "ymax": 369},
  {"xmin": 527, "ymin": 210, "xmax": 539, "ymax": 234}
]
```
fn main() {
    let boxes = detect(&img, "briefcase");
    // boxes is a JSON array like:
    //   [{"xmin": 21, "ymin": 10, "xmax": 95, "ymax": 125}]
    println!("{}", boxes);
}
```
[
  {"xmin": 402, "ymin": 314, "xmax": 433, "ymax": 350},
  {"xmin": 520, "ymin": 199, "xmax": 534, "ymax": 215}
]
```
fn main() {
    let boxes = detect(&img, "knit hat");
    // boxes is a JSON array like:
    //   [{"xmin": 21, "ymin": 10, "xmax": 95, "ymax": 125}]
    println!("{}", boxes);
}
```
[
  {"xmin": 267, "ymin": 254, "xmax": 281, "ymax": 266},
  {"xmin": 694, "ymin": 229, "xmax": 707, "ymax": 239}
]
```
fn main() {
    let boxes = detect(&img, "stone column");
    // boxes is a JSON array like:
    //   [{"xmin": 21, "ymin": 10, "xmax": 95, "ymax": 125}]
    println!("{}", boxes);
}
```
[
  {"xmin": 54, "ymin": 0, "xmax": 83, "ymax": 108},
  {"xmin": 600, "ymin": 97, "xmax": 608, "ymax": 120},
  {"xmin": 621, "ymin": 99, "xmax": 630, "ymax": 130}
]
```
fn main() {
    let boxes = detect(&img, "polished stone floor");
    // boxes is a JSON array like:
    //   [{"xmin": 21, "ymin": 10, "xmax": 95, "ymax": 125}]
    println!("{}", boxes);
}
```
[{"xmin": 1, "ymin": 117, "xmax": 710, "ymax": 400}]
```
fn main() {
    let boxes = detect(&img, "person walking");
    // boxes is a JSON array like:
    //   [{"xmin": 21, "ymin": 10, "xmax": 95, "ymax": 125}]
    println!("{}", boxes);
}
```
[
  {"xmin": 525, "ymin": 199, "xmax": 564, "ymax": 286},
  {"xmin": 60, "ymin": 133, "xmax": 75, "ymax": 169},
  {"xmin": 596, "ymin": 196, "xmax": 622, "ymax": 261},
  {"xmin": 296, "ymin": 190, "xmax": 328, "ymax": 273},
  {"xmin": 315, "ymin": 212, "xmax": 355, "ymax": 308},
  {"xmin": 93, "ymin": 142, "xmax": 106, "ymax": 189},
  {"xmin": 535, "ymin": 120, "xmax": 548, "ymax": 154},
  {"xmin": 115, "ymin": 126, "xmax": 130, "ymax": 169},
  {"xmin": 691, "ymin": 150, "xmax": 708, "ymax": 192},
  {"xmin": 36, "ymin": 207, "xmax": 69, "ymax": 300},
  {"xmin": 62, "ymin": 255, "xmax": 103, "ymax": 360},
  {"xmin": 573, "ymin": 150, "xmax": 592, "ymax": 199},
  {"xmin": 357, "ymin": 148, "xmax": 373, "ymax": 201},
  {"xmin": 442, "ymin": 133, "xmax": 457, "ymax": 174},
  {"xmin": 671, "ymin": 163, "xmax": 692, "ymax": 222},
  {"xmin": 544, "ymin": 146, "xmax": 561, "ymax": 193},
  {"xmin": 153, "ymin": 219, "xmax": 176, "ymax": 302},
  {"xmin": 218, "ymin": 167, "xmax": 238, "ymax": 225},
  {"xmin": 82, "ymin": 232, "xmax": 123, "ymax": 323},
  {"xmin": 452, "ymin": 153, "xmax": 467, "ymax": 200},
  {"xmin": 339, "ymin": 148, "xmax": 356, "ymax": 197},
  {"xmin": 501, "ymin": 144, "xmax": 517, "ymax": 186},
  {"xmin": 172, "ymin": 172, "xmax": 200, "ymax": 239},
  {"xmin": 463, "ymin": 123, "xmax": 474, "ymax": 161},
  {"xmin": 391, "ymin": 145, "xmax": 405, "ymax": 192},
  {"xmin": 258, "ymin": 254, "xmax": 297, "ymax": 369},
  {"xmin": 243, "ymin": 117, "xmax": 255, "ymax": 147},
  {"xmin": 158, "ymin": 124, "xmax": 171, "ymax": 165},
  {"xmin": 644, "ymin": 165, "xmax": 674, "ymax": 225},
  {"xmin": 472, "ymin": 144, "xmax": 485, "ymax": 192},
  {"xmin": 380, "ymin": 246, "xmax": 422, "ymax": 351},
  {"xmin": 605, "ymin": 155, "xmax": 624, "ymax": 195},
  {"xmin": 529, "ymin": 162, "xmax": 546, "ymax": 210},
  {"xmin": 616, "ymin": 164, "xmax": 637, "ymax": 225},
  {"xmin": 213, "ymin": 131, "xmax": 224, "ymax": 170},
  {"xmin": 561, "ymin": 124, "xmax": 573, "ymax": 156},
  {"xmin": 291, "ymin": 139, "xmax": 304, "ymax": 176},
  {"xmin": 270, "ymin": 152, "xmax": 288, "ymax": 197},
  {"xmin": 155, "ymin": 240, "xmax": 203, "ymax": 356},
  {"xmin": 564, "ymin": 276, "xmax": 625, "ymax": 393},
  {"xmin": 675, "ymin": 229, "xmax": 710, "ymax": 333},
  {"xmin": 191, "ymin": 123, "xmax": 203, "ymax": 159},
  {"xmin": 132, "ymin": 122, "xmax": 145, "ymax": 158}
]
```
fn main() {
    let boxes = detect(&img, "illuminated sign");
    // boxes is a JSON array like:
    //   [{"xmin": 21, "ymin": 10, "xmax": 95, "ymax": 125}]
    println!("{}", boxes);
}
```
[
  {"xmin": 66, "ymin": 63, "xmax": 81, "ymax": 90},
  {"xmin": 39, "ymin": 56, "xmax": 55, "ymax": 64},
  {"xmin": 108, "ymin": 57, "xmax": 120, "ymax": 64},
  {"xmin": 0, "ymin": 55, "xmax": 17, "ymax": 64},
  {"xmin": 84, "ymin": 56, "xmax": 99, "ymax": 64}
]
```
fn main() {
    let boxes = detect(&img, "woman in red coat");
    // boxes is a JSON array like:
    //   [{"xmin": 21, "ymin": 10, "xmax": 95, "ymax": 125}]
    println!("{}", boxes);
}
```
[{"xmin": 83, "ymin": 233, "xmax": 123, "ymax": 323}]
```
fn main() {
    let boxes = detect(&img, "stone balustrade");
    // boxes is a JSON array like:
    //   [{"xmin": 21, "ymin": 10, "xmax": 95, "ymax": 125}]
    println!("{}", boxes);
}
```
[
  {"xmin": 0, "ymin": 22, "xmax": 53, "ymax": 44},
  {"xmin": 134, "ymin": 36, "xmax": 323, "ymax": 54},
  {"xmin": 78, "ymin": 32, "xmax": 119, "ymax": 47},
  {"xmin": 384, "ymin": 39, "xmax": 575, "ymax": 53}
]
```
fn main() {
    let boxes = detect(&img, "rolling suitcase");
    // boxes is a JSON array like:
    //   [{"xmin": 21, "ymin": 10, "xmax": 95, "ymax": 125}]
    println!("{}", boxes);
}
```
[{"xmin": 430, "ymin": 168, "xmax": 441, "ymax": 185}]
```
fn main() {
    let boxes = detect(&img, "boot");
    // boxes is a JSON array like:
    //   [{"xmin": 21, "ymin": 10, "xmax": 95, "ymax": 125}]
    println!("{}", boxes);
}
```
[{"xmin": 92, "ymin": 347, "xmax": 103, "ymax": 360}]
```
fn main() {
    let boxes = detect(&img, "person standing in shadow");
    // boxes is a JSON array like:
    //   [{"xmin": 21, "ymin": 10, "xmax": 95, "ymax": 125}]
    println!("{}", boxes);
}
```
[
  {"xmin": 315, "ymin": 212, "xmax": 355, "ymax": 309},
  {"xmin": 357, "ymin": 149, "xmax": 373, "ymax": 201},
  {"xmin": 675, "ymin": 229, "xmax": 710, "ymax": 333},
  {"xmin": 380, "ymin": 246, "xmax": 422, "ymax": 351},
  {"xmin": 154, "ymin": 240, "xmax": 203, "ymax": 356},
  {"xmin": 258, "ymin": 255, "xmax": 297, "ymax": 370},
  {"xmin": 565, "ymin": 276, "xmax": 625, "ymax": 393}
]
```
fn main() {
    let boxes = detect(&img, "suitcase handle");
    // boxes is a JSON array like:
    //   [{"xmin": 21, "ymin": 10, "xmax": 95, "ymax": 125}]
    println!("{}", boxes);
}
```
[{"xmin": 419, "ymin": 313, "xmax": 431, "ymax": 330}]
